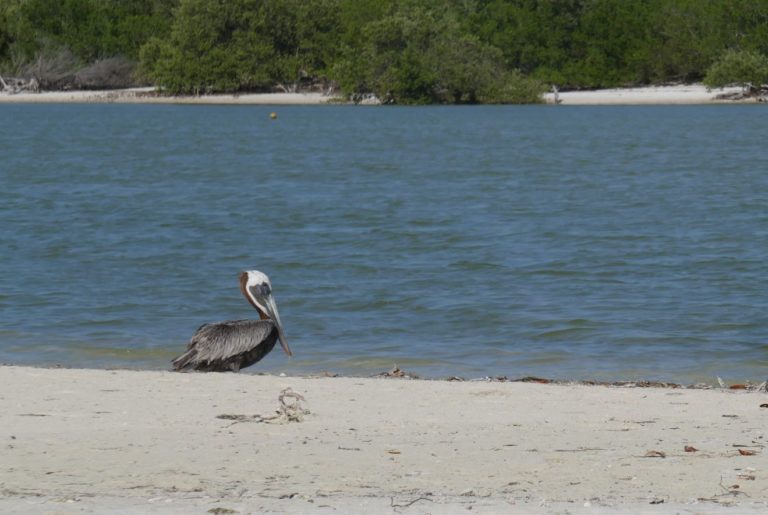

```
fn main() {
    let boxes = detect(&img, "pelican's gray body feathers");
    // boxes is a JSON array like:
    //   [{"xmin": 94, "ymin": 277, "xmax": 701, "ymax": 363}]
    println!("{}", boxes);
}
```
[{"xmin": 172, "ymin": 319, "xmax": 279, "ymax": 372}]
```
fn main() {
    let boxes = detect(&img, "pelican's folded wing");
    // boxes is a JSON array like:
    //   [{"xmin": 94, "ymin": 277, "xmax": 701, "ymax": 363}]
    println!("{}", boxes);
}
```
[{"xmin": 188, "ymin": 319, "xmax": 276, "ymax": 364}]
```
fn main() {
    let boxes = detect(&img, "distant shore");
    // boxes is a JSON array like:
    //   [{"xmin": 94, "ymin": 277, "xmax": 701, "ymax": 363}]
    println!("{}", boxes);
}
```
[
  {"xmin": 544, "ymin": 84, "xmax": 751, "ymax": 105},
  {"xmin": 0, "ymin": 87, "xmax": 343, "ymax": 105},
  {"xmin": 0, "ymin": 84, "xmax": 757, "ymax": 106},
  {"xmin": 1, "ymin": 365, "xmax": 766, "ymax": 514}
]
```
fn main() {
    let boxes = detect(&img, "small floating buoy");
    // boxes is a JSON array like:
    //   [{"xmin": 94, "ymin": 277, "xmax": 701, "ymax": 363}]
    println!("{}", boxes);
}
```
[{"xmin": 270, "ymin": 112, "xmax": 277, "ymax": 120}]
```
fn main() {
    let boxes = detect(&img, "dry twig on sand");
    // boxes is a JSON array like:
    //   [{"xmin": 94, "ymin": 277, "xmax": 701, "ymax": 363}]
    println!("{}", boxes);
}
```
[
  {"xmin": 216, "ymin": 387, "xmax": 309, "ymax": 425},
  {"xmin": 390, "ymin": 496, "xmax": 433, "ymax": 510}
]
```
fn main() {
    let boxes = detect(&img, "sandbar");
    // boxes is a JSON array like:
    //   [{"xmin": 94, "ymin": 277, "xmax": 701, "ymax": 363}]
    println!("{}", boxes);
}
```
[
  {"xmin": 0, "ymin": 84, "xmax": 757, "ymax": 105},
  {"xmin": 0, "ymin": 88, "xmax": 340, "ymax": 105},
  {"xmin": 544, "ymin": 84, "xmax": 749, "ymax": 105}
]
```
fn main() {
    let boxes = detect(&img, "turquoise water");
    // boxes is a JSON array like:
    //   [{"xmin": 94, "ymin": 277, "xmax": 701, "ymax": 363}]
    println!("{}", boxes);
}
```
[{"xmin": 1, "ymin": 104, "xmax": 766, "ymax": 382}]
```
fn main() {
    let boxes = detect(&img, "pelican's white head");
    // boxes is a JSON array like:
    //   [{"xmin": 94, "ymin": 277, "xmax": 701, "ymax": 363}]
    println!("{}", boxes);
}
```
[{"xmin": 238, "ymin": 270, "xmax": 291, "ymax": 356}]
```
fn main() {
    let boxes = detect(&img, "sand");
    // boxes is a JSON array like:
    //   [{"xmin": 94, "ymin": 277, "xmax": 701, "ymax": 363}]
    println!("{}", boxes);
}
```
[
  {"xmin": 0, "ymin": 84, "xmax": 755, "ymax": 105},
  {"xmin": 0, "ymin": 88, "xmax": 340, "ymax": 105},
  {"xmin": 543, "ymin": 84, "xmax": 748, "ymax": 105},
  {"xmin": 1, "ymin": 365, "xmax": 766, "ymax": 514}
]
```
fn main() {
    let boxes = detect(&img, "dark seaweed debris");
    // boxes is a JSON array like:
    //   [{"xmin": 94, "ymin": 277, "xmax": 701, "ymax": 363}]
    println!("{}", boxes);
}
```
[{"xmin": 367, "ymin": 367, "xmax": 767, "ymax": 390}]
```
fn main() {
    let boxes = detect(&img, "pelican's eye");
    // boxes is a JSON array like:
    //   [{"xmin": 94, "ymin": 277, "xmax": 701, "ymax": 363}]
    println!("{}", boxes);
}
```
[{"xmin": 257, "ymin": 282, "xmax": 271, "ymax": 296}]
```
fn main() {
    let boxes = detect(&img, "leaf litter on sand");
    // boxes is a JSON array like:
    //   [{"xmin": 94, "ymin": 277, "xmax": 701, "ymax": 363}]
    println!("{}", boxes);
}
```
[
  {"xmin": 216, "ymin": 387, "xmax": 309, "ymax": 425},
  {"xmin": 698, "ymin": 477, "xmax": 751, "ymax": 505}
]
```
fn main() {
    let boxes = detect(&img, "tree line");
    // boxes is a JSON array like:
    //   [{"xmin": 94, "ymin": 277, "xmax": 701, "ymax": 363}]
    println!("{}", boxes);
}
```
[{"xmin": 2, "ymin": 0, "xmax": 768, "ymax": 103}]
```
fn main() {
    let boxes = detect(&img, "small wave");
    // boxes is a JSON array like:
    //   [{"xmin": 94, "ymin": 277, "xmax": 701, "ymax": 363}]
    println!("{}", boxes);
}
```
[
  {"xmin": 449, "ymin": 260, "xmax": 505, "ymax": 271},
  {"xmin": 534, "ymin": 327, "xmax": 597, "ymax": 340}
]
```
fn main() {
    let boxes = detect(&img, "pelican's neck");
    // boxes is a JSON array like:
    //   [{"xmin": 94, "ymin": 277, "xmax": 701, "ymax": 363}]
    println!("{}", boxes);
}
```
[{"xmin": 238, "ymin": 272, "xmax": 269, "ymax": 320}]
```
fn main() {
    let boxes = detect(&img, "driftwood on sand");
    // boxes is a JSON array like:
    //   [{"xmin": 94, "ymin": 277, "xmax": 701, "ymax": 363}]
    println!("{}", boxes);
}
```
[
  {"xmin": 714, "ymin": 84, "xmax": 768, "ymax": 102},
  {"xmin": 0, "ymin": 74, "xmax": 39, "ymax": 94}
]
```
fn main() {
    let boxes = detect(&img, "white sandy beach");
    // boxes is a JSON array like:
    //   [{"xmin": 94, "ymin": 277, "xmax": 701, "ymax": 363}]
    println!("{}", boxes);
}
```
[
  {"xmin": 0, "ymin": 84, "xmax": 755, "ymax": 105},
  {"xmin": 543, "ymin": 84, "xmax": 748, "ymax": 105},
  {"xmin": 0, "ymin": 87, "xmax": 340, "ymax": 105},
  {"xmin": 1, "ymin": 366, "xmax": 766, "ymax": 514}
]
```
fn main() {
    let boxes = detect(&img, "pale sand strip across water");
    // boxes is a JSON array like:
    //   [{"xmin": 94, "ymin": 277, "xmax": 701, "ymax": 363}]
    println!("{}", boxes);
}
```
[
  {"xmin": 0, "ymin": 88, "xmax": 339, "ymax": 105},
  {"xmin": 1, "ymin": 366, "xmax": 766, "ymax": 513},
  {"xmin": 0, "ymin": 84, "xmax": 753, "ymax": 105},
  {"xmin": 544, "ymin": 84, "xmax": 748, "ymax": 105}
]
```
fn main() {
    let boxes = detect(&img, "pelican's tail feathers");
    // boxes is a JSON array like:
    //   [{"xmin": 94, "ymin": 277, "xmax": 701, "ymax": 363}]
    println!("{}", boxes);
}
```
[{"xmin": 171, "ymin": 348, "xmax": 197, "ymax": 371}]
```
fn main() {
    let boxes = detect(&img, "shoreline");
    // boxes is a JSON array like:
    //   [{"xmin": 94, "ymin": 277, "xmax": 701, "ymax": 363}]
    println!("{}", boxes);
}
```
[
  {"xmin": 0, "ymin": 87, "xmax": 343, "ymax": 105},
  {"xmin": 2, "ymin": 365, "xmax": 766, "ymax": 513},
  {"xmin": 0, "ymin": 84, "xmax": 758, "ymax": 105},
  {"xmin": 4, "ymin": 362, "xmax": 764, "ymax": 390},
  {"xmin": 544, "ymin": 84, "xmax": 752, "ymax": 105}
]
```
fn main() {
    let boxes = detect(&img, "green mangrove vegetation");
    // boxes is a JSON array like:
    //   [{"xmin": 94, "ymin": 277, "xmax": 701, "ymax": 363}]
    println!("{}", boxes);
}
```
[{"xmin": 1, "ymin": 0, "xmax": 768, "ymax": 103}]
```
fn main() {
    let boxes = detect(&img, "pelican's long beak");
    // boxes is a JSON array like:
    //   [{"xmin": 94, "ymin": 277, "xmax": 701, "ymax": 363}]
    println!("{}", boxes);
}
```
[{"xmin": 263, "ymin": 294, "xmax": 292, "ymax": 357}]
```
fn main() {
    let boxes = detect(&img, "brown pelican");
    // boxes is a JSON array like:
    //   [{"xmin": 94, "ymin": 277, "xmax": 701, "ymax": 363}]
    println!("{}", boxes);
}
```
[{"xmin": 172, "ymin": 270, "xmax": 292, "ymax": 372}]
